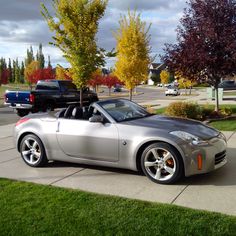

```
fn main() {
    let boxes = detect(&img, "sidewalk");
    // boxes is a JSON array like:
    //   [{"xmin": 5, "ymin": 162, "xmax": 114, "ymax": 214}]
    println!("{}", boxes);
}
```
[
  {"xmin": 0, "ymin": 124, "xmax": 236, "ymax": 216},
  {"xmin": 139, "ymin": 88, "xmax": 236, "ymax": 108}
]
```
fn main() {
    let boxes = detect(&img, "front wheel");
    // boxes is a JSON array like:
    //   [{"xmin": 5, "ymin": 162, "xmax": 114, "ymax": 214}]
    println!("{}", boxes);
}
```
[
  {"xmin": 20, "ymin": 134, "xmax": 48, "ymax": 167},
  {"xmin": 141, "ymin": 142, "xmax": 183, "ymax": 184}
]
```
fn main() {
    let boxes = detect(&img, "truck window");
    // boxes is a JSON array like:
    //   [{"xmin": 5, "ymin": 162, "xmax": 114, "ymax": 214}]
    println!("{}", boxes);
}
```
[
  {"xmin": 36, "ymin": 81, "xmax": 59, "ymax": 90},
  {"xmin": 60, "ymin": 81, "xmax": 77, "ymax": 91}
]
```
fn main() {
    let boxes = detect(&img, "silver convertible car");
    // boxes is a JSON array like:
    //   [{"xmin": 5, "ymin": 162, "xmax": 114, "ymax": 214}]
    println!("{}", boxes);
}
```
[{"xmin": 14, "ymin": 99, "xmax": 227, "ymax": 184}]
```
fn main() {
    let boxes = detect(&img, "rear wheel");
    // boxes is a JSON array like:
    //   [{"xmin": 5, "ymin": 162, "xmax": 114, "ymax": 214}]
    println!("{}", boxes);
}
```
[
  {"xmin": 43, "ymin": 102, "xmax": 54, "ymax": 112},
  {"xmin": 141, "ymin": 142, "xmax": 183, "ymax": 184},
  {"xmin": 16, "ymin": 109, "xmax": 29, "ymax": 117},
  {"xmin": 20, "ymin": 134, "xmax": 48, "ymax": 167}
]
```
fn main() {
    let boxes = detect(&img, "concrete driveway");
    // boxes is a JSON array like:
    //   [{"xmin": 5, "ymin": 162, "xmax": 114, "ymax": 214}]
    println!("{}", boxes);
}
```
[{"xmin": 0, "ymin": 124, "xmax": 236, "ymax": 216}]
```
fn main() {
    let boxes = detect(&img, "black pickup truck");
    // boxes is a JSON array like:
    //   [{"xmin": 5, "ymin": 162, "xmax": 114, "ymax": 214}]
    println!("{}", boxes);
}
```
[{"xmin": 4, "ymin": 80, "xmax": 98, "ymax": 117}]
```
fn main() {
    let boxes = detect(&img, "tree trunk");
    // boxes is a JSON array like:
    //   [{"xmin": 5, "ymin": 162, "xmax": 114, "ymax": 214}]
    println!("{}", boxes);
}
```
[
  {"xmin": 215, "ymin": 87, "xmax": 219, "ymax": 112},
  {"xmin": 80, "ymin": 87, "xmax": 83, "ymax": 108},
  {"xmin": 129, "ymin": 89, "xmax": 133, "ymax": 101}
]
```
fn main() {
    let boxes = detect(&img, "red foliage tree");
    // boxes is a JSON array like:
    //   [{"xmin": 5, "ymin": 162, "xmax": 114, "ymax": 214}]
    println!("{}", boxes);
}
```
[
  {"xmin": 29, "ymin": 67, "xmax": 55, "ymax": 84},
  {"xmin": 162, "ymin": 0, "xmax": 236, "ymax": 111},
  {"xmin": 88, "ymin": 73, "xmax": 103, "ymax": 91},
  {"xmin": 103, "ymin": 75, "xmax": 120, "ymax": 95},
  {"xmin": 0, "ymin": 69, "xmax": 10, "ymax": 84}
]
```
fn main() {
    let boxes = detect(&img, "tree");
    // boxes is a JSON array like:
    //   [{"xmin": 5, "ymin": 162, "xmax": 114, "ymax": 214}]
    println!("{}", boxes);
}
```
[
  {"xmin": 36, "ymin": 43, "xmax": 45, "ymax": 69},
  {"xmin": 162, "ymin": 0, "xmax": 236, "ymax": 112},
  {"xmin": 8, "ymin": 59, "xmax": 13, "ymax": 83},
  {"xmin": 14, "ymin": 58, "xmax": 21, "ymax": 84},
  {"xmin": 114, "ymin": 11, "xmax": 151, "ymax": 100},
  {"xmin": 103, "ymin": 74, "xmax": 120, "ymax": 96},
  {"xmin": 41, "ymin": 0, "xmax": 107, "ymax": 106},
  {"xmin": 25, "ymin": 46, "xmax": 34, "ymax": 67},
  {"xmin": 88, "ymin": 69, "xmax": 103, "ymax": 92},
  {"xmin": 24, "ymin": 61, "xmax": 40, "ymax": 89},
  {"xmin": 160, "ymin": 70, "xmax": 169, "ymax": 85},
  {"xmin": 56, "ymin": 66, "xmax": 72, "ymax": 80}
]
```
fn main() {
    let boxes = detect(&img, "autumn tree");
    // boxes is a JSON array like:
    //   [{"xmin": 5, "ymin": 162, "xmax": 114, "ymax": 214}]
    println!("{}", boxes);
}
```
[
  {"xmin": 162, "ymin": 0, "xmax": 236, "ymax": 112},
  {"xmin": 36, "ymin": 43, "xmax": 45, "ymax": 69},
  {"xmin": 24, "ymin": 61, "xmax": 40, "ymax": 89},
  {"xmin": 41, "ymin": 0, "xmax": 107, "ymax": 106},
  {"xmin": 56, "ymin": 66, "xmax": 72, "ymax": 80},
  {"xmin": 160, "ymin": 70, "xmax": 170, "ymax": 85},
  {"xmin": 114, "ymin": 11, "xmax": 151, "ymax": 100},
  {"xmin": 103, "ymin": 74, "xmax": 120, "ymax": 96},
  {"xmin": 25, "ymin": 46, "xmax": 34, "ymax": 67}
]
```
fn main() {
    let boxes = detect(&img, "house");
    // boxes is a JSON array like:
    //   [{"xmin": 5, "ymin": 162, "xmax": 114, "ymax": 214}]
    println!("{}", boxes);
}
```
[{"xmin": 148, "ymin": 63, "xmax": 167, "ymax": 85}]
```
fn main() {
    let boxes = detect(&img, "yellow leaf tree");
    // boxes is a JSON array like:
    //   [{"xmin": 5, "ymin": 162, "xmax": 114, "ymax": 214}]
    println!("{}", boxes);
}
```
[
  {"xmin": 175, "ymin": 71, "xmax": 194, "ymax": 95},
  {"xmin": 56, "ymin": 66, "xmax": 72, "ymax": 80},
  {"xmin": 160, "ymin": 70, "xmax": 170, "ymax": 85},
  {"xmin": 114, "ymin": 11, "xmax": 151, "ymax": 100},
  {"xmin": 24, "ymin": 61, "xmax": 40, "ymax": 89},
  {"xmin": 41, "ymin": 0, "xmax": 107, "ymax": 106}
]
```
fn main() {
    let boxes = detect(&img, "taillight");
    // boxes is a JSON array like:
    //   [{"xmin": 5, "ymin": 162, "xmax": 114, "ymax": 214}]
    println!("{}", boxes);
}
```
[
  {"xmin": 29, "ymin": 94, "xmax": 35, "ymax": 103},
  {"xmin": 16, "ymin": 118, "xmax": 30, "ymax": 126}
]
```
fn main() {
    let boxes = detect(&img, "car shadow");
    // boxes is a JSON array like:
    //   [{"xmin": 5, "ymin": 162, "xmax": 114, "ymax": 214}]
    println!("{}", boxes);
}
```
[
  {"xmin": 46, "ymin": 161, "xmax": 140, "ymax": 176},
  {"xmin": 44, "ymin": 147, "xmax": 235, "ymax": 186}
]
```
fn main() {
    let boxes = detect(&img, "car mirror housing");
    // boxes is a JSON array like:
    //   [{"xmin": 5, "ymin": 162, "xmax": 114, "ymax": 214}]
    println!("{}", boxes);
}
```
[{"xmin": 89, "ymin": 115, "xmax": 103, "ymax": 123}]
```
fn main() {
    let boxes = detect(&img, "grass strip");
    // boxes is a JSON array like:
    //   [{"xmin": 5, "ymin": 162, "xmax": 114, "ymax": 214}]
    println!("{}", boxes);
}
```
[
  {"xmin": 210, "ymin": 120, "xmax": 236, "ymax": 131},
  {"xmin": 0, "ymin": 178, "xmax": 235, "ymax": 236}
]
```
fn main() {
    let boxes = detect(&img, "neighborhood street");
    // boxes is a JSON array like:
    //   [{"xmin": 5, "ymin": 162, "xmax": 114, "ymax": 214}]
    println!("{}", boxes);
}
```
[{"xmin": 0, "ymin": 87, "xmax": 236, "ymax": 216}]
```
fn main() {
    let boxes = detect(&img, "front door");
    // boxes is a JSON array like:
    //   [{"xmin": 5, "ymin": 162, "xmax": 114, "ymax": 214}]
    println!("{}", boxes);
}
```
[{"xmin": 56, "ymin": 119, "xmax": 119, "ymax": 162}]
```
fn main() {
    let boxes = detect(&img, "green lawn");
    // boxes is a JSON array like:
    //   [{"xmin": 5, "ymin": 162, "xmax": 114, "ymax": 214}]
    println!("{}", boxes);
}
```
[
  {"xmin": 0, "ymin": 178, "xmax": 235, "ymax": 236},
  {"xmin": 209, "ymin": 120, "xmax": 236, "ymax": 131}
]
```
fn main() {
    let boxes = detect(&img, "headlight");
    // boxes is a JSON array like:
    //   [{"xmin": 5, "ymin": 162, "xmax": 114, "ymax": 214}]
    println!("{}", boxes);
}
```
[{"xmin": 170, "ymin": 131, "xmax": 208, "ymax": 145}]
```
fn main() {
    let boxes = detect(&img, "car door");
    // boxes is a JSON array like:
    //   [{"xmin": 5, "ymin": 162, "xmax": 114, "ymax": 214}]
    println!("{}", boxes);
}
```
[{"xmin": 56, "ymin": 119, "xmax": 119, "ymax": 162}]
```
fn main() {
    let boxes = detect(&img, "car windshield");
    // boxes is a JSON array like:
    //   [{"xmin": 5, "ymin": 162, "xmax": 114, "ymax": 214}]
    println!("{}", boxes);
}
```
[{"xmin": 98, "ymin": 99, "xmax": 152, "ymax": 122}]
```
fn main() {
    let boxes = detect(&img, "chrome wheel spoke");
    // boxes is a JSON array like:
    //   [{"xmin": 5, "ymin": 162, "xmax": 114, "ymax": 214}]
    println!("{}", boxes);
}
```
[
  {"xmin": 22, "ymin": 150, "xmax": 31, "ymax": 156},
  {"xmin": 24, "ymin": 139, "xmax": 31, "ymax": 149},
  {"xmin": 151, "ymin": 149, "xmax": 160, "ymax": 160},
  {"xmin": 145, "ymin": 161, "xmax": 156, "ymax": 167},
  {"xmin": 30, "ymin": 154, "xmax": 34, "ymax": 163},
  {"xmin": 163, "ymin": 152, "xmax": 171, "ymax": 162},
  {"xmin": 34, "ymin": 151, "xmax": 41, "ymax": 159},
  {"xmin": 164, "ymin": 166, "xmax": 174, "ymax": 175},
  {"xmin": 32, "ymin": 141, "xmax": 38, "ymax": 149},
  {"xmin": 154, "ymin": 168, "xmax": 161, "ymax": 180}
]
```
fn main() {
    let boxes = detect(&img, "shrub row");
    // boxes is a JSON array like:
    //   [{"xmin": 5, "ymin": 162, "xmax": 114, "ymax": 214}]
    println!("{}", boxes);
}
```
[{"xmin": 164, "ymin": 102, "xmax": 232, "ymax": 120}]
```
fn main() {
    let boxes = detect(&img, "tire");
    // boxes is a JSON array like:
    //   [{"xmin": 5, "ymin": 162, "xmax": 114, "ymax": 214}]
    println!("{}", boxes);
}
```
[
  {"xmin": 16, "ymin": 109, "xmax": 30, "ymax": 117},
  {"xmin": 20, "ymin": 134, "xmax": 48, "ymax": 167},
  {"xmin": 141, "ymin": 142, "xmax": 183, "ymax": 184},
  {"xmin": 43, "ymin": 102, "xmax": 54, "ymax": 112}
]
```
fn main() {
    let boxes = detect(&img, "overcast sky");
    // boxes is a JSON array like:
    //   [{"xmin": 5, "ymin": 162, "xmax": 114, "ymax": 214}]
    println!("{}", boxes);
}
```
[{"xmin": 0, "ymin": 0, "xmax": 187, "ymax": 68}]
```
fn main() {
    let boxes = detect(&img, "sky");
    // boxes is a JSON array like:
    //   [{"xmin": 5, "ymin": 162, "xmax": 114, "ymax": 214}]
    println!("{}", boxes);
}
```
[{"xmin": 0, "ymin": 0, "xmax": 187, "ymax": 68}]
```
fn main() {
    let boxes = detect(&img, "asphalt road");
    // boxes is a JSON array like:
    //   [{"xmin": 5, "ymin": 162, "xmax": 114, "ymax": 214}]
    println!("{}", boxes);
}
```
[
  {"xmin": 0, "ymin": 107, "xmax": 19, "ymax": 126},
  {"xmin": 0, "ymin": 86, "xmax": 168, "ymax": 126}
]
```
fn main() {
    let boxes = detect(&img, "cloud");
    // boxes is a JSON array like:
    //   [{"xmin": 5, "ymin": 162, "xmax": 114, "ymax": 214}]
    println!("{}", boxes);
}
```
[{"xmin": 0, "ymin": 0, "xmax": 187, "ymax": 67}]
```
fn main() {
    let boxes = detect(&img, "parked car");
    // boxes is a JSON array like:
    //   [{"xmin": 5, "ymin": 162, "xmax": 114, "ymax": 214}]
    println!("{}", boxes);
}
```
[
  {"xmin": 165, "ymin": 87, "xmax": 180, "ymax": 96},
  {"xmin": 218, "ymin": 80, "xmax": 236, "ymax": 90},
  {"xmin": 113, "ymin": 84, "xmax": 122, "ymax": 92},
  {"xmin": 4, "ymin": 80, "xmax": 98, "ymax": 117},
  {"xmin": 14, "ymin": 99, "xmax": 227, "ymax": 184}
]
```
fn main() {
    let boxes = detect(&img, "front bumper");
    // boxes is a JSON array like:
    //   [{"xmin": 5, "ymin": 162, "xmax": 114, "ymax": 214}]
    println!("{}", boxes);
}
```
[{"xmin": 182, "ymin": 135, "xmax": 227, "ymax": 177}]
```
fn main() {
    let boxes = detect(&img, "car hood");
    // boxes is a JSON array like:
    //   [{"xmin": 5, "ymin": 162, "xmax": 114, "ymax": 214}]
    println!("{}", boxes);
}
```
[{"xmin": 125, "ymin": 115, "xmax": 219, "ymax": 140}]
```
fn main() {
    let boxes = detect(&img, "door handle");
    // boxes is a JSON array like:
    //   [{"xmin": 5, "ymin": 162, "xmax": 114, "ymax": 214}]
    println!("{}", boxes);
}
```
[{"xmin": 56, "ymin": 121, "xmax": 60, "ymax": 132}]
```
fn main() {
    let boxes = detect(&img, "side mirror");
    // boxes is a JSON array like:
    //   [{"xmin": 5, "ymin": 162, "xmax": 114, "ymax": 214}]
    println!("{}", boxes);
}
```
[{"xmin": 89, "ymin": 115, "xmax": 103, "ymax": 123}]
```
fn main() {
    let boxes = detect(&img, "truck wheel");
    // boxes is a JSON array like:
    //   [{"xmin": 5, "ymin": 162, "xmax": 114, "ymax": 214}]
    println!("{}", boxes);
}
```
[
  {"xmin": 43, "ymin": 102, "xmax": 54, "ymax": 112},
  {"xmin": 16, "ymin": 109, "xmax": 29, "ymax": 117}
]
